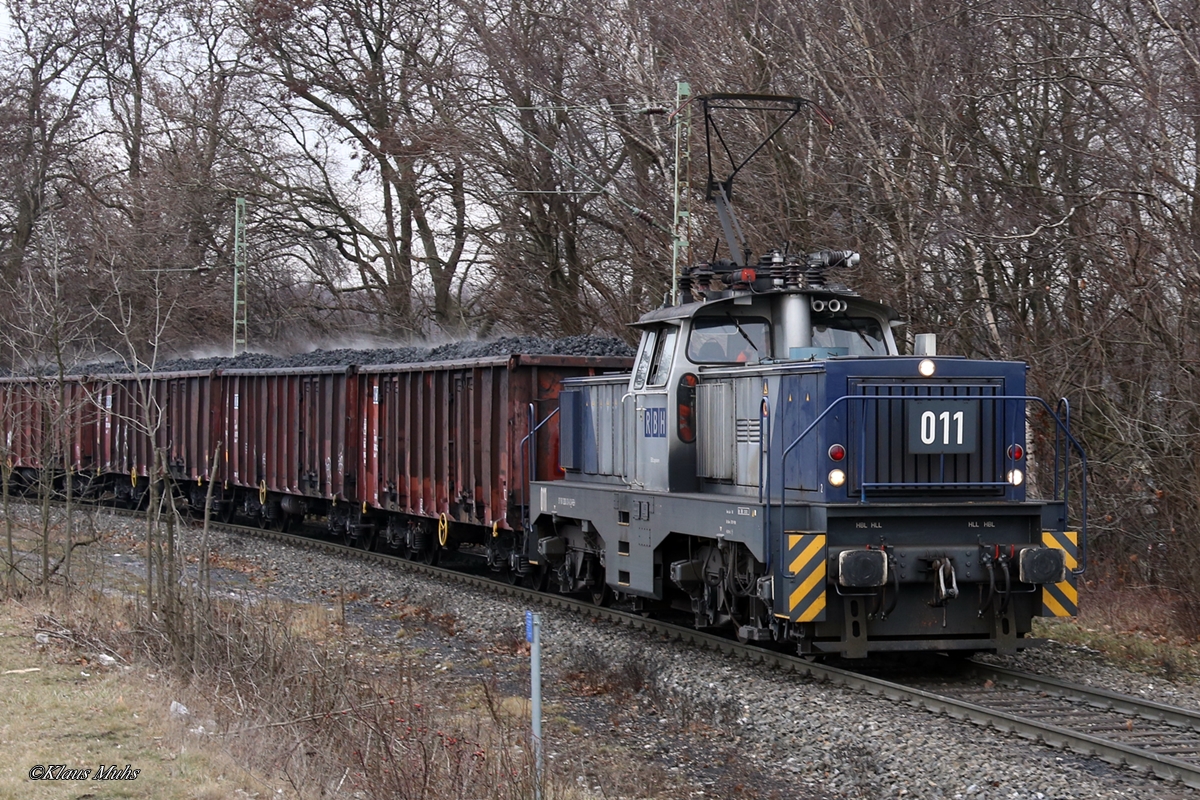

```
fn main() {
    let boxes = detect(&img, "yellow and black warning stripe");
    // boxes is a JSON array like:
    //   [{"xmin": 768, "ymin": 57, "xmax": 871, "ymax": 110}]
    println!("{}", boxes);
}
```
[
  {"xmin": 1041, "ymin": 530, "xmax": 1078, "ymax": 617},
  {"xmin": 783, "ymin": 532, "xmax": 827, "ymax": 623}
]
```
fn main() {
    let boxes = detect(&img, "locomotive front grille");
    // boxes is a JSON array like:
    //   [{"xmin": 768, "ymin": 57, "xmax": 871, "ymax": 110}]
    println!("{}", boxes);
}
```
[{"xmin": 848, "ymin": 379, "xmax": 1009, "ymax": 495}]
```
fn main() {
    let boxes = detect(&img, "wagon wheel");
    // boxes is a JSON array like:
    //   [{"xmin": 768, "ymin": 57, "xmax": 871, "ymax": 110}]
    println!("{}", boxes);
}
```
[
  {"xmin": 357, "ymin": 525, "xmax": 378, "ymax": 552},
  {"xmin": 219, "ymin": 495, "xmax": 237, "ymax": 524},
  {"xmin": 418, "ymin": 539, "xmax": 440, "ymax": 566},
  {"xmin": 269, "ymin": 514, "xmax": 291, "ymax": 534}
]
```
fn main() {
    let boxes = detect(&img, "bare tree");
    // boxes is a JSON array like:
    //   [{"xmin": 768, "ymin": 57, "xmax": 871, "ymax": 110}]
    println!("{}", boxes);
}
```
[
  {"xmin": 0, "ymin": 0, "xmax": 101, "ymax": 287},
  {"xmin": 244, "ymin": 0, "xmax": 479, "ymax": 337}
]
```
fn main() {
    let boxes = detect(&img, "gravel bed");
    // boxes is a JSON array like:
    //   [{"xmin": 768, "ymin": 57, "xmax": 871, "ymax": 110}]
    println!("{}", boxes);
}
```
[{"xmin": 86, "ymin": 512, "xmax": 1198, "ymax": 799}]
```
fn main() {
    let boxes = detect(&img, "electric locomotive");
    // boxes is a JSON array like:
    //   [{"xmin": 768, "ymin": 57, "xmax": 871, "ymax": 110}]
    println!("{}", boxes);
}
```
[{"xmin": 524, "ymin": 95, "xmax": 1086, "ymax": 658}]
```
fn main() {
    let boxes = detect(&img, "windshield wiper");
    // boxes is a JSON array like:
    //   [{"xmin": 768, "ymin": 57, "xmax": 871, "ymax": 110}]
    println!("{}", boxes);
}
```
[
  {"xmin": 840, "ymin": 315, "xmax": 877, "ymax": 353},
  {"xmin": 725, "ymin": 313, "xmax": 759, "ymax": 352}
]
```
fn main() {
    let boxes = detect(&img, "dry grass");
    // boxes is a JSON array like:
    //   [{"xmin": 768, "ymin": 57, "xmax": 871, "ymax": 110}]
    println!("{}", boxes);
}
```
[
  {"xmin": 0, "ymin": 585, "xmax": 586, "ymax": 800},
  {"xmin": 1035, "ymin": 558, "xmax": 1200, "ymax": 681},
  {"xmin": 0, "ymin": 598, "xmax": 282, "ymax": 800}
]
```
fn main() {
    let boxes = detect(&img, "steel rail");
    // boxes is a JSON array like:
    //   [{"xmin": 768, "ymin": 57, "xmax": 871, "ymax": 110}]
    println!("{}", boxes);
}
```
[{"xmin": 971, "ymin": 663, "xmax": 1200, "ymax": 732}]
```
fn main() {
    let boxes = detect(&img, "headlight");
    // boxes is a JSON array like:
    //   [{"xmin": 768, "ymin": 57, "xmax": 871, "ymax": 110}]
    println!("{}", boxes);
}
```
[
  {"xmin": 828, "ymin": 469, "xmax": 846, "ymax": 487},
  {"xmin": 918, "ymin": 359, "xmax": 936, "ymax": 377},
  {"xmin": 1007, "ymin": 469, "xmax": 1024, "ymax": 486}
]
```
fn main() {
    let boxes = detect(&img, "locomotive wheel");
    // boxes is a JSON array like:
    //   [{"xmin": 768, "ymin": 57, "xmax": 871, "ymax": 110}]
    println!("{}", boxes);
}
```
[
  {"xmin": 521, "ymin": 565, "xmax": 547, "ymax": 592},
  {"xmin": 589, "ymin": 571, "xmax": 611, "ymax": 607},
  {"xmin": 589, "ymin": 582, "xmax": 611, "ymax": 607}
]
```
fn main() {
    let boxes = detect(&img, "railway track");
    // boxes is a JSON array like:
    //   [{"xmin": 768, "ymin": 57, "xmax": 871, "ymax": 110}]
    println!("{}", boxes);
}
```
[
  {"xmin": 941, "ymin": 664, "xmax": 1200, "ymax": 787},
  {"xmin": 119, "ymin": 510, "xmax": 1200, "ymax": 791}
]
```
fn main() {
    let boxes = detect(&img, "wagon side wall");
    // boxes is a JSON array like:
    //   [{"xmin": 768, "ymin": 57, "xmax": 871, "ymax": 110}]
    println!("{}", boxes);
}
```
[
  {"xmin": 359, "ymin": 356, "xmax": 631, "ymax": 530},
  {"xmin": 218, "ymin": 369, "xmax": 356, "ymax": 501}
]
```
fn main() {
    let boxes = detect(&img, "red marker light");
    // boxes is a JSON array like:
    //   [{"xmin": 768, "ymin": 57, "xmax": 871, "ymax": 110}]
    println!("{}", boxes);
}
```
[
  {"xmin": 828, "ymin": 443, "xmax": 846, "ymax": 461},
  {"xmin": 677, "ymin": 373, "xmax": 698, "ymax": 443},
  {"xmin": 1007, "ymin": 444, "xmax": 1024, "ymax": 460}
]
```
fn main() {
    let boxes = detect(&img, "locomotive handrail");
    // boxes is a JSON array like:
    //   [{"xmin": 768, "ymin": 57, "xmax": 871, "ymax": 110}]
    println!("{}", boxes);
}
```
[
  {"xmin": 1054, "ymin": 397, "xmax": 1070, "ymax": 504},
  {"xmin": 758, "ymin": 397, "xmax": 771, "ymax": 572},
  {"xmin": 519, "ymin": 404, "xmax": 560, "ymax": 533},
  {"xmin": 618, "ymin": 393, "xmax": 638, "ymax": 488},
  {"xmin": 773, "ymin": 394, "xmax": 1089, "ymax": 575}
]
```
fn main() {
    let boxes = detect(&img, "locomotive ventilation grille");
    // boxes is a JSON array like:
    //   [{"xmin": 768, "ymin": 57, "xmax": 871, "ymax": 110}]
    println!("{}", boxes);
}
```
[
  {"xmin": 849, "ymin": 379, "xmax": 1010, "ymax": 495},
  {"xmin": 736, "ymin": 418, "xmax": 761, "ymax": 443}
]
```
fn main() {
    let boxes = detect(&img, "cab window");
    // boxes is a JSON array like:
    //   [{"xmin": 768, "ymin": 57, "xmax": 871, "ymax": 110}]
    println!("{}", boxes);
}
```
[
  {"xmin": 632, "ymin": 330, "xmax": 657, "ymax": 389},
  {"xmin": 687, "ymin": 317, "xmax": 771, "ymax": 364},
  {"xmin": 811, "ymin": 316, "xmax": 886, "ymax": 356},
  {"xmin": 648, "ymin": 328, "xmax": 678, "ymax": 386}
]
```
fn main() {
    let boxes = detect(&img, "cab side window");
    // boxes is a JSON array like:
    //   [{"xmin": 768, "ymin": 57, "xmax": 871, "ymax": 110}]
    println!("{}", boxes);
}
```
[
  {"xmin": 632, "ymin": 330, "xmax": 657, "ymax": 389},
  {"xmin": 648, "ymin": 329, "xmax": 678, "ymax": 387}
]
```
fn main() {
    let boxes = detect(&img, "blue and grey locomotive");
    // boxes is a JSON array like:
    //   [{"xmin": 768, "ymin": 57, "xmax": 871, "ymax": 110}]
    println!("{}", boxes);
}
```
[{"xmin": 525, "ymin": 95, "xmax": 1087, "ymax": 658}]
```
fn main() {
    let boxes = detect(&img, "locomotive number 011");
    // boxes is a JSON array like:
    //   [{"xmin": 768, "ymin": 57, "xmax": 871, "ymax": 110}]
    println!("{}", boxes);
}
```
[{"xmin": 906, "ymin": 399, "xmax": 978, "ymax": 453}]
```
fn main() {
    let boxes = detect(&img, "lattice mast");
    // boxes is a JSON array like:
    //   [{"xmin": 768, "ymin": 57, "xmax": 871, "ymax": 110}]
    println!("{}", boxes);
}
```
[{"xmin": 232, "ymin": 197, "xmax": 248, "ymax": 356}]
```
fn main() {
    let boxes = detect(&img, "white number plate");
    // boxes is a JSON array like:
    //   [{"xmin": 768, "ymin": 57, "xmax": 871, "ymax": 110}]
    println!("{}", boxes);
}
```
[{"xmin": 906, "ymin": 399, "xmax": 978, "ymax": 454}]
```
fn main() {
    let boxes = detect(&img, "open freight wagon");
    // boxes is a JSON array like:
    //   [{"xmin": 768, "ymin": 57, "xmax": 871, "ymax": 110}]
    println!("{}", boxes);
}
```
[
  {"xmin": 0, "ymin": 376, "xmax": 97, "ymax": 493},
  {"xmin": 0, "ymin": 352, "xmax": 631, "ymax": 569},
  {"xmin": 200, "ymin": 354, "xmax": 631, "ymax": 556}
]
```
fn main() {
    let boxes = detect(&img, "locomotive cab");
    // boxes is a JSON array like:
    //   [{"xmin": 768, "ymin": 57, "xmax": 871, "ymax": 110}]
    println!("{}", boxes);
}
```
[{"xmin": 619, "ymin": 273, "xmax": 899, "ymax": 496}]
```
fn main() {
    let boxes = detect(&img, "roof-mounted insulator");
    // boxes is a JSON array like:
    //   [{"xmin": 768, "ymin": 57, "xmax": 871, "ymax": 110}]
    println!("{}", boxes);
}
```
[{"xmin": 805, "ymin": 250, "xmax": 860, "ymax": 288}]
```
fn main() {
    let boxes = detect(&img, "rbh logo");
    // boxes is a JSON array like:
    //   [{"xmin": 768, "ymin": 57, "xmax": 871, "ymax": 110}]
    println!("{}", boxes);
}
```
[{"xmin": 643, "ymin": 407, "xmax": 667, "ymax": 438}]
